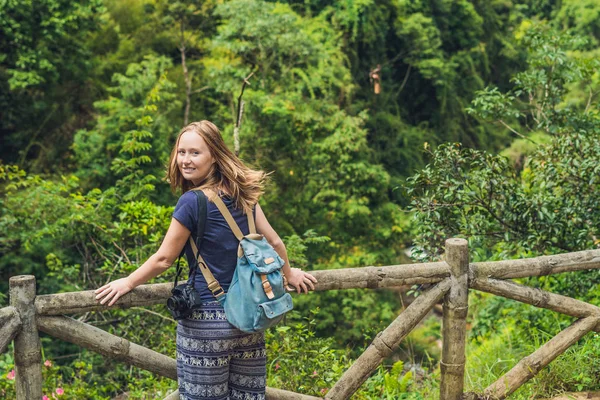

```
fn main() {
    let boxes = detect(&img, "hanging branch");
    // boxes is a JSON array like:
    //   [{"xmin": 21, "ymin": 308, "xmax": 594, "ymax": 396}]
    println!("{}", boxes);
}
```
[
  {"xmin": 234, "ymin": 71, "xmax": 255, "ymax": 156},
  {"xmin": 397, "ymin": 64, "xmax": 411, "ymax": 95}
]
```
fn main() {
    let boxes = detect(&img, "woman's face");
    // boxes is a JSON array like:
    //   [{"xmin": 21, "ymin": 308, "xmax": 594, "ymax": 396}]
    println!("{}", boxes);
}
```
[{"xmin": 177, "ymin": 130, "xmax": 215, "ymax": 186}]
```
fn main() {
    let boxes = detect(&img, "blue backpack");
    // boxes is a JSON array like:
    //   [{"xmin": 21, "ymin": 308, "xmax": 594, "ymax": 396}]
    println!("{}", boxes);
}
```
[{"xmin": 189, "ymin": 191, "xmax": 293, "ymax": 333}]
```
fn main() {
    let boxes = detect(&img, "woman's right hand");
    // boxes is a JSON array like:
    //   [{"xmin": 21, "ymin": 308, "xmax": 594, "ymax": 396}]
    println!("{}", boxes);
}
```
[
  {"xmin": 94, "ymin": 277, "xmax": 134, "ymax": 307},
  {"xmin": 285, "ymin": 267, "xmax": 317, "ymax": 294}
]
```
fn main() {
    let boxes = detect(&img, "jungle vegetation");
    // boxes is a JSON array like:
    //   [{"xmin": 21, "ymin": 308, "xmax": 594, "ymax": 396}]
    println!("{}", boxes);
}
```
[{"xmin": 1, "ymin": 0, "xmax": 599, "ymax": 398}]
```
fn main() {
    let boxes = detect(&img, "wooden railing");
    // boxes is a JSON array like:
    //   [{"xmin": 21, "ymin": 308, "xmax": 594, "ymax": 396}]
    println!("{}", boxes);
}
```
[{"xmin": 2, "ymin": 238, "xmax": 600, "ymax": 399}]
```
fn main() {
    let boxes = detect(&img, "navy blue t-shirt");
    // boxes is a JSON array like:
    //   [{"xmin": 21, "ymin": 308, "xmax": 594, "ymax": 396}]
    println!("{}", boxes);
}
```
[{"xmin": 172, "ymin": 191, "xmax": 254, "ymax": 301}]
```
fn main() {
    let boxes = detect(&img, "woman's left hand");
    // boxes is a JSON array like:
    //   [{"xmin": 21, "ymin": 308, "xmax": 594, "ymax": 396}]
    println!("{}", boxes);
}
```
[
  {"xmin": 285, "ymin": 267, "xmax": 317, "ymax": 294},
  {"xmin": 94, "ymin": 277, "xmax": 134, "ymax": 307}
]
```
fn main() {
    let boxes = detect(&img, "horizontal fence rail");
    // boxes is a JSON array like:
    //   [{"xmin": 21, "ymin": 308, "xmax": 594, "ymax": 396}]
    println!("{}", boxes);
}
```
[
  {"xmin": 2, "ymin": 241, "xmax": 600, "ymax": 399},
  {"xmin": 34, "ymin": 262, "xmax": 451, "ymax": 316},
  {"xmin": 0, "ymin": 306, "xmax": 20, "ymax": 354},
  {"xmin": 471, "ymin": 278, "xmax": 600, "ymax": 331}
]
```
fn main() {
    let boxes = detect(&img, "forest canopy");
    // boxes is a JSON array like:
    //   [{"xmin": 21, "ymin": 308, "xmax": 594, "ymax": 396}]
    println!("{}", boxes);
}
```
[{"xmin": 1, "ymin": 0, "xmax": 600, "ymax": 398}]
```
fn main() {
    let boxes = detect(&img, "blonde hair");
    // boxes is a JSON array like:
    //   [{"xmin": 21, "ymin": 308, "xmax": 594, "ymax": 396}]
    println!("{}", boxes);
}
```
[{"xmin": 166, "ymin": 120, "xmax": 267, "ymax": 211}]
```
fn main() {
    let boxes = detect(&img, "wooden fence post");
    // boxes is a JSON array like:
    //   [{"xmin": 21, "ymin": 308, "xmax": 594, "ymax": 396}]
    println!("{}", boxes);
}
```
[
  {"xmin": 440, "ymin": 238, "xmax": 469, "ymax": 400},
  {"xmin": 10, "ymin": 275, "xmax": 43, "ymax": 400}
]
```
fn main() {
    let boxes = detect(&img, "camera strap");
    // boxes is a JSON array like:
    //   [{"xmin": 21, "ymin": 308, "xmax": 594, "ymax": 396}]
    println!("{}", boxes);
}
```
[
  {"xmin": 172, "ymin": 257, "xmax": 184, "ymax": 286},
  {"xmin": 173, "ymin": 190, "xmax": 208, "ymax": 288}
]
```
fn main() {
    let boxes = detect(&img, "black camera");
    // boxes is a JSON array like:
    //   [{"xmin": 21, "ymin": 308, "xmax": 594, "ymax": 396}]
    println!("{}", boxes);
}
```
[{"xmin": 166, "ymin": 284, "xmax": 202, "ymax": 320}]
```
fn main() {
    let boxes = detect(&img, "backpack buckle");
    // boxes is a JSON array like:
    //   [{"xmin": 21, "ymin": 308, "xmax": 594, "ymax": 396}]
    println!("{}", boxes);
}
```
[
  {"xmin": 208, "ymin": 281, "xmax": 225, "ymax": 298},
  {"xmin": 260, "ymin": 274, "xmax": 275, "ymax": 299}
]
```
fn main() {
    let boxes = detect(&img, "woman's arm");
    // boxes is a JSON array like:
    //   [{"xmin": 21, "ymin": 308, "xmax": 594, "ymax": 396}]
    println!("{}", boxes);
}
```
[
  {"xmin": 254, "ymin": 203, "xmax": 317, "ymax": 294},
  {"xmin": 94, "ymin": 218, "xmax": 191, "ymax": 306}
]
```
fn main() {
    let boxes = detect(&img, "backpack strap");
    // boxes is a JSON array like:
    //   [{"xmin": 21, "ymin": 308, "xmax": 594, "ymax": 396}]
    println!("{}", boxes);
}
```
[
  {"xmin": 212, "ymin": 195, "xmax": 255, "ymax": 239},
  {"xmin": 189, "ymin": 238, "xmax": 225, "ymax": 299},
  {"xmin": 193, "ymin": 192, "xmax": 261, "ymax": 300},
  {"xmin": 212, "ymin": 195, "xmax": 275, "ymax": 299},
  {"xmin": 248, "ymin": 206, "xmax": 256, "ymax": 234}
]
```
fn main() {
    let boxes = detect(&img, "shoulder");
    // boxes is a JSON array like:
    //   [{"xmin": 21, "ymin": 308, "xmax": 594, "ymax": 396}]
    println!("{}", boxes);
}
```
[
  {"xmin": 173, "ymin": 191, "xmax": 202, "ymax": 233},
  {"xmin": 175, "ymin": 191, "xmax": 195, "ymax": 206}
]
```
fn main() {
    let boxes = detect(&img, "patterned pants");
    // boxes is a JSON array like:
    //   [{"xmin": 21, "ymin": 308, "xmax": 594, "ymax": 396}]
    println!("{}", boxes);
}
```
[{"xmin": 176, "ymin": 301, "xmax": 266, "ymax": 400}]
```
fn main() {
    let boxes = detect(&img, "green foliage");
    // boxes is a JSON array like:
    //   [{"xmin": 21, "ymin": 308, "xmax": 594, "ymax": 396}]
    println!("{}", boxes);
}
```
[
  {"xmin": 408, "ymin": 129, "xmax": 599, "ymax": 260},
  {"xmin": 0, "ymin": 0, "xmax": 104, "ymax": 170},
  {"xmin": 406, "ymin": 23, "xmax": 600, "ymax": 398},
  {"xmin": 266, "ymin": 310, "xmax": 350, "ymax": 396},
  {"xmin": 283, "ymin": 230, "xmax": 331, "ymax": 269},
  {"xmin": 358, "ymin": 360, "xmax": 438, "ymax": 400},
  {"xmin": 387, "ymin": 0, "xmax": 516, "ymax": 148},
  {"xmin": 465, "ymin": 323, "xmax": 521, "ymax": 392},
  {"xmin": 469, "ymin": 23, "xmax": 599, "ymax": 136},
  {"xmin": 205, "ymin": 0, "xmax": 408, "ymax": 263},
  {"xmin": 383, "ymin": 361, "xmax": 413, "ymax": 396},
  {"xmin": 0, "ymin": 0, "xmax": 103, "ymax": 90},
  {"xmin": 0, "ymin": 159, "xmax": 179, "ymax": 396},
  {"xmin": 73, "ymin": 54, "xmax": 180, "ymax": 198},
  {"xmin": 409, "ymin": 25, "xmax": 600, "ymax": 260},
  {"xmin": 291, "ymin": 288, "xmax": 400, "ymax": 355},
  {"xmin": 528, "ymin": 333, "xmax": 600, "ymax": 396},
  {"xmin": 466, "ymin": 295, "xmax": 600, "ymax": 398},
  {"xmin": 555, "ymin": 0, "xmax": 600, "ymax": 49},
  {"xmin": 0, "ymin": 352, "xmax": 112, "ymax": 399},
  {"xmin": 266, "ymin": 310, "xmax": 439, "ymax": 399}
]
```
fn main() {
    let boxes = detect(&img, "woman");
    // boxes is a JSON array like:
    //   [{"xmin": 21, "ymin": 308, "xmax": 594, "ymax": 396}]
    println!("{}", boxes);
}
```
[{"xmin": 95, "ymin": 120, "xmax": 317, "ymax": 400}]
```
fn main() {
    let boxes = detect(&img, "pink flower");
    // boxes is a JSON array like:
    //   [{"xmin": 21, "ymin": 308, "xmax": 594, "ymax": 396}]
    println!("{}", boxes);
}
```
[
  {"xmin": 320, "ymin": 388, "xmax": 328, "ymax": 395},
  {"xmin": 56, "ymin": 388, "xmax": 64, "ymax": 395},
  {"xmin": 274, "ymin": 363, "xmax": 281, "ymax": 371},
  {"xmin": 6, "ymin": 369, "xmax": 15, "ymax": 380},
  {"xmin": 43, "ymin": 396, "xmax": 49, "ymax": 400},
  {"xmin": 312, "ymin": 370, "xmax": 318, "ymax": 378},
  {"xmin": 44, "ymin": 360, "xmax": 52, "ymax": 367}
]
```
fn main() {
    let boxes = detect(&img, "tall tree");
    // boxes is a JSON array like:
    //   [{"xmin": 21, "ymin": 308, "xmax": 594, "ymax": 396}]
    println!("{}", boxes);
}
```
[
  {"xmin": 205, "ymin": 0, "xmax": 407, "ymax": 262},
  {"xmin": 0, "ymin": 0, "xmax": 103, "ymax": 170},
  {"xmin": 407, "ymin": 25, "xmax": 600, "ymax": 260}
]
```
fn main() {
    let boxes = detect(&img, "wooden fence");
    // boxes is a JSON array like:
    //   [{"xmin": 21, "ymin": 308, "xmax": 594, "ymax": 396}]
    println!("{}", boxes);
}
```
[{"xmin": 2, "ymin": 238, "xmax": 600, "ymax": 399}]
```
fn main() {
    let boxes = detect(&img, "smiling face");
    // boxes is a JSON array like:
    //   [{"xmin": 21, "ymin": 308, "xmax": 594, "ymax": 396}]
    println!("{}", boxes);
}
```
[{"xmin": 176, "ymin": 130, "xmax": 215, "ymax": 186}]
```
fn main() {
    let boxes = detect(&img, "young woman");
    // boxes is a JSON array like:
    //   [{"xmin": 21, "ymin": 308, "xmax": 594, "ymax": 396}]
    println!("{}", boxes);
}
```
[{"xmin": 95, "ymin": 120, "xmax": 317, "ymax": 400}]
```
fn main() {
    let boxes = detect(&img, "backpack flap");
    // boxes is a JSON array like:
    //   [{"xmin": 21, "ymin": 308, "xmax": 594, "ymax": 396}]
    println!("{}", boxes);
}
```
[{"xmin": 240, "ymin": 236, "xmax": 285, "ymax": 274}]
